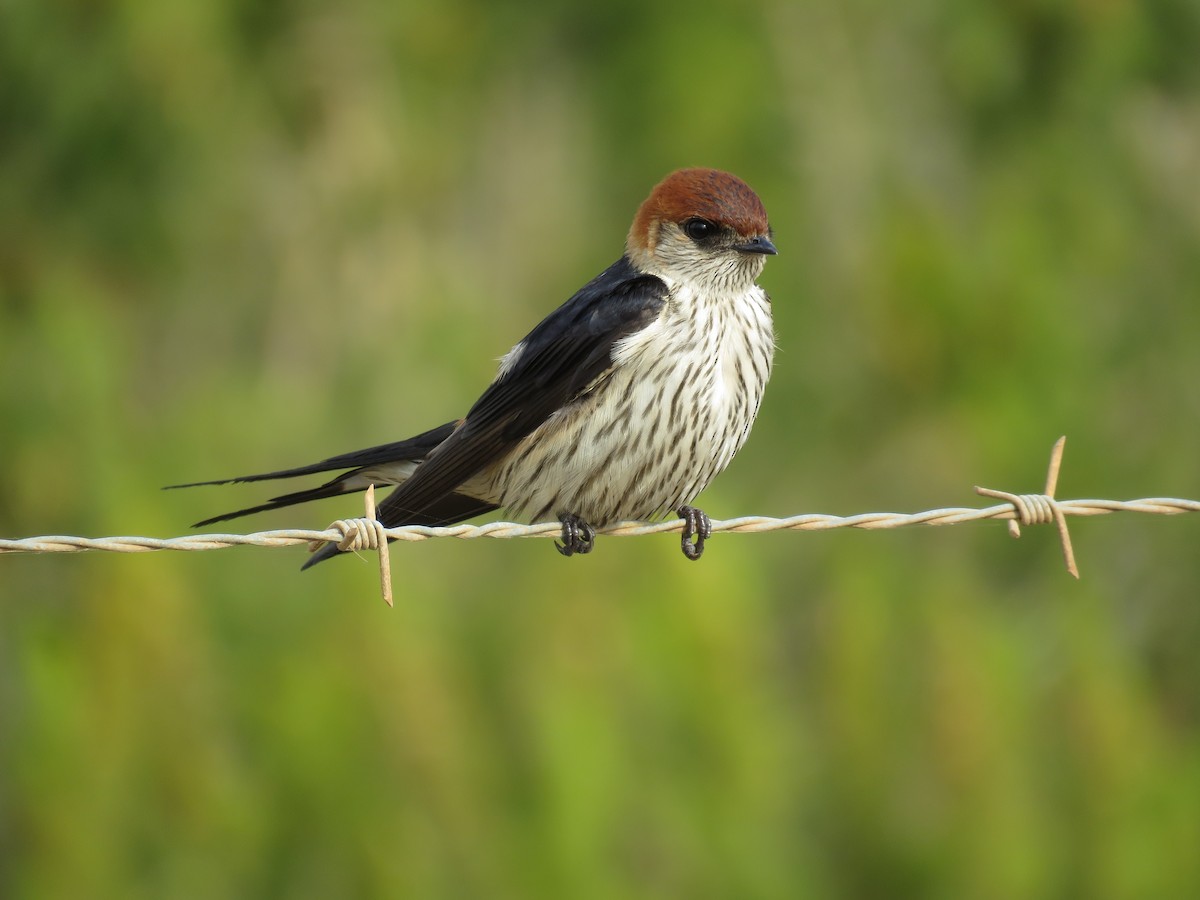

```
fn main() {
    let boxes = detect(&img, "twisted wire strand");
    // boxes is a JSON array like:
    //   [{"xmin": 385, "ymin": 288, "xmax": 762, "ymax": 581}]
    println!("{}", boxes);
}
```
[
  {"xmin": 4, "ymin": 497, "xmax": 1197, "ymax": 554},
  {"xmin": 3, "ymin": 437, "xmax": 1199, "ymax": 604}
]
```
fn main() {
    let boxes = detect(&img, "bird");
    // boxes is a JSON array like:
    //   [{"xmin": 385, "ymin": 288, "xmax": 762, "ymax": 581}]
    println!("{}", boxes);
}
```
[{"xmin": 169, "ymin": 168, "xmax": 777, "ymax": 568}]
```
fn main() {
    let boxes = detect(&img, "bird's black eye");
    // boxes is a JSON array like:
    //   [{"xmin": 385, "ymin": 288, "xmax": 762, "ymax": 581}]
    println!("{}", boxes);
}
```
[{"xmin": 683, "ymin": 218, "xmax": 717, "ymax": 241}]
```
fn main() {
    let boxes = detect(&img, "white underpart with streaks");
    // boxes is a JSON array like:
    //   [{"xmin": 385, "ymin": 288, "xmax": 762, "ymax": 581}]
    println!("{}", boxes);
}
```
[{"xmin": 470, "ymin": 274, "xmax": 775, "ymax": 527}]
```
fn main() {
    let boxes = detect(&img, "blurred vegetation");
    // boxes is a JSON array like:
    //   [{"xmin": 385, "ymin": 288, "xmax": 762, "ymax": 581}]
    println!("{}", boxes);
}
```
[{"xmin": 3, "ymin": 0, "xmax": 1200, "ymax": 897}]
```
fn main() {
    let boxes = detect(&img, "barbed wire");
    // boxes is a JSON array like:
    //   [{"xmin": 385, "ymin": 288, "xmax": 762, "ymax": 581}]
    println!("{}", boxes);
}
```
[{"xmin": 3, "ymin": 438, "xmax": 1198, "ymax": 605}]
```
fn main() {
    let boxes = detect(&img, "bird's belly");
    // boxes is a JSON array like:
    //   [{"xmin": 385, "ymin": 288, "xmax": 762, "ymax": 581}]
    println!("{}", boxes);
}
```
[{"xmin": 479, "ymin": 332, "xmax": 769, "ymax": 527}]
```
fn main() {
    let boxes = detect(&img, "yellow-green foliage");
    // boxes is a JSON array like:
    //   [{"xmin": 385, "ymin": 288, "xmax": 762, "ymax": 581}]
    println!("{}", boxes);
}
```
[{"xmin": 3, "ymin": 1, "xmax": 1200, "ymax": 897}]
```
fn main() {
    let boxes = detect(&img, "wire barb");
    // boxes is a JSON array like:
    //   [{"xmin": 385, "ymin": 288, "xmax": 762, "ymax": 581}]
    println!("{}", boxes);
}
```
[
  {"xmin": 975, "ymin": 436, "xmax": 1079, "ymax": 578},
  {"xmin": 322, "ymin": 485, "xmax": 393, "ymax": 606}
]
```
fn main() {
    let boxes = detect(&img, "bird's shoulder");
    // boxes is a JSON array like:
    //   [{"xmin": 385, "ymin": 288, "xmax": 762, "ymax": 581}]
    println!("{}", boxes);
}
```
[
  {"xmin": 466, "ymin": 257, "xmax": 668, "ymax": 428},
  {"xmin": 511, "ymin": 256, "xmax": 668, "ymax": 359}
]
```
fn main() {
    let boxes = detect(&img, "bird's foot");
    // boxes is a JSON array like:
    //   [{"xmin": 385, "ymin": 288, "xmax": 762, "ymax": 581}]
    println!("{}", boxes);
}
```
[
  {"xmin": 677, "ymin": 505, "xmax": 711, "ymax": 561},
  {"xmin": 556, "ymin": 514, "xmax": 595, "ymax": 557}
]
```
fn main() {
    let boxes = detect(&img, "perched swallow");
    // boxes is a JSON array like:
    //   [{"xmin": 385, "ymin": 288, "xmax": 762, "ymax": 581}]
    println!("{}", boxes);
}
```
[{"xmin": 171, "ymin": 168, "xmax": 777, "ymax": 567}]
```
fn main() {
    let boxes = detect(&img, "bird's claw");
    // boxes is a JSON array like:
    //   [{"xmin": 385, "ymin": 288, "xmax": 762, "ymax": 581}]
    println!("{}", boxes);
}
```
[
  {"xmin": 556, "ymin": 514, "xmax": 595, "ymax": 557},
  {"xmin": 677, "ymin": 505, "xmax": 711, "ymax": 561}
]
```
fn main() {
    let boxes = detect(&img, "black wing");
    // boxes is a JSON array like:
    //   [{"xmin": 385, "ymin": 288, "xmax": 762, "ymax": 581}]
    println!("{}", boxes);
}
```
[
  {"xmin": 170, "ymin": 422, "xmax": 466, "ymax": 527},
  {"xmin": 374, "ymin": 256, "xmax": 667, "ymax": 527},
  {"xmin": 167, "ymin": 422, "xmax": 460, "ymax": 489}
]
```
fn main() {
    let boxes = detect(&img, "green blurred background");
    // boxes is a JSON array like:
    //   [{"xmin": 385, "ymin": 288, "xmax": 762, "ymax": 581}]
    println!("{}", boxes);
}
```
[{"xmin": 3, "ymin": 0, "xmax": 1200, "ymax": 897}]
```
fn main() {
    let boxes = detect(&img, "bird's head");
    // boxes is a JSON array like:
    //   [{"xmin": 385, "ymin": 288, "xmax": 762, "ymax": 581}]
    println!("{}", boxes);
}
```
[{"xmin": 627, "ymin": 168, "xmax": 776, "ymax": 290}]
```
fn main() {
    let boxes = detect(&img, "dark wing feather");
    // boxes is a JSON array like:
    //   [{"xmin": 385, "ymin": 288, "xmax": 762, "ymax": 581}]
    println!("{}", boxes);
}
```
[
  {"xmin": 189, "ymin": 478, "xmax": 494, "ymax": 530},
  {"xmin": 166, "ymin": 421, "xmax": 459, "ymax": 489},
  {"xmin": 375, "ymin": 256, "xmax": 667, "ymax": 527},
  {"xmin": 174, "ymin": 422, "xmax": 461, "ymax": 527}
]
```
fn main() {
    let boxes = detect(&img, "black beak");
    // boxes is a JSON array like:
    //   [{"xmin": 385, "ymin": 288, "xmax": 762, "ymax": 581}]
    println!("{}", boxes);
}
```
[{"xmin": 734, "ymin": 235, "xmax": 778, "ymax": 256}]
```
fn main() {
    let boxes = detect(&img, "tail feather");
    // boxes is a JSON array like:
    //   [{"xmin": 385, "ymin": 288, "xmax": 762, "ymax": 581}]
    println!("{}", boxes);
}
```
[
  {"xmin": 164, "ymin": 422, "xmax": 460, "ymax": 490},
  {"xmin": 166, "ymin": 418, "xmax": 499, "ymax": 571},
  {"xmin": 191, "ymin": 476, "xmax": 366, "ymax": 528}
]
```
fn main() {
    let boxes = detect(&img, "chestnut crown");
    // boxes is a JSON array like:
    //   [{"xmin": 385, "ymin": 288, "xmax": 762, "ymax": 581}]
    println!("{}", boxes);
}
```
[{"xmin": 627, "ymin": 169, "xmax": 774, "ymax": 282}]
